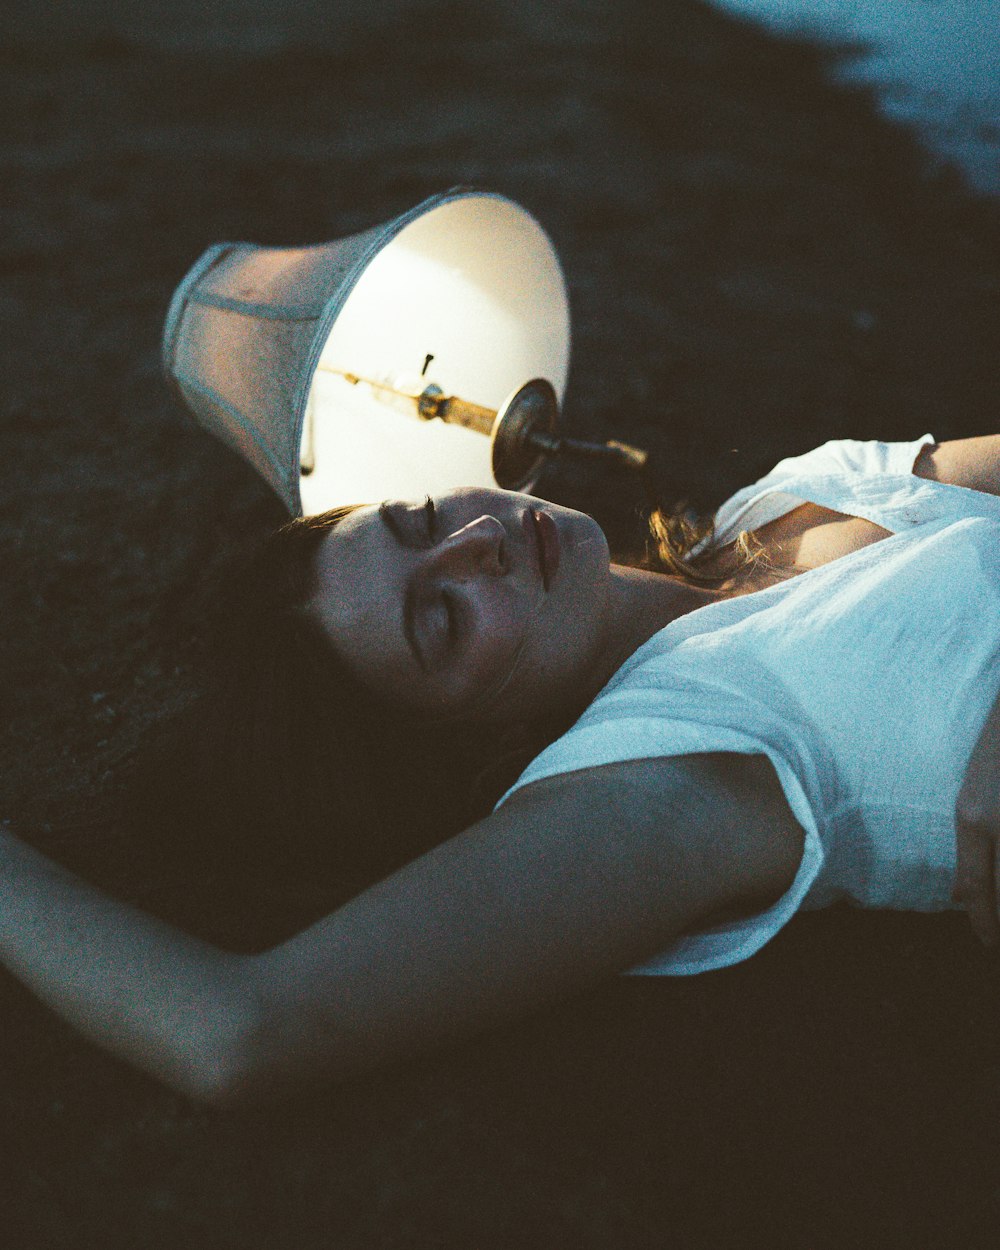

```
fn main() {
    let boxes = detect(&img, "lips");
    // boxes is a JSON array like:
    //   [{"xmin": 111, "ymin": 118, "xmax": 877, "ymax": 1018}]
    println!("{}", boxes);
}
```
[{"xmin": 524, "ymin": 507, "xmax": 560, "ymax": 591}]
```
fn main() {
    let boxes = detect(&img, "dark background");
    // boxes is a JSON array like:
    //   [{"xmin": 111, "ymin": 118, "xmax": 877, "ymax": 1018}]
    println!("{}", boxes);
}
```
[{"xmin": 1, "ymin": 1, "xmax": 999, "ymax": 1245}]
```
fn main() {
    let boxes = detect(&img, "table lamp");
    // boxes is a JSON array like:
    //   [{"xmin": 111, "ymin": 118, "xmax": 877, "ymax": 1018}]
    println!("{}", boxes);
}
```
[{"xmin": 162, "ymin": 187, "xmax": 645, "ymax": 515}]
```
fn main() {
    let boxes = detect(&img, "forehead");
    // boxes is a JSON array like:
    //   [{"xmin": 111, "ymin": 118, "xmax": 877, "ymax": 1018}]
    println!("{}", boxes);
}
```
[{"xmin": 310, "ymin": 504, "xmax": 394, "ymax": 640}]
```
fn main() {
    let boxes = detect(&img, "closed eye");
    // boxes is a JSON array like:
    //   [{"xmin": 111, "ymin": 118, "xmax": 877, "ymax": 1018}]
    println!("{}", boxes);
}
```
[{"xmin": 420, "ymin": 588, "xmax": 460, "ymax": 660}]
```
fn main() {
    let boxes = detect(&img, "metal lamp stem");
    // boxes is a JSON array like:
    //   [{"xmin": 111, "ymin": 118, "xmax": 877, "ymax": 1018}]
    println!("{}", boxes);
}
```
[{"xmin": 312, "ymin": 365, "xmax": 647, "ymax": 480}]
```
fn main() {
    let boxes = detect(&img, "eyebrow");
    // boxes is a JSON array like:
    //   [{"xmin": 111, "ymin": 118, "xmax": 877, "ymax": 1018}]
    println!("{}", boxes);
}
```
[{"xmin": 377, "ymin": 503, "xmax": 429, "ymax": 673}]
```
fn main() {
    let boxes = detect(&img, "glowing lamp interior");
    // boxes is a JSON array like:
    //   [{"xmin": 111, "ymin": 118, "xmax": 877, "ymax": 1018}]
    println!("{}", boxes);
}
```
[{"xmin": 298, "ymin": 194, "xmax": 570, "ymax": 513}]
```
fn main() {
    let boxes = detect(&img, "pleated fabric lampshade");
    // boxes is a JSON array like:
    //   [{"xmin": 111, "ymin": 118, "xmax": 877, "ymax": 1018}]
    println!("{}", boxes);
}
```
[{"xmin": 162, "ymin": 188, "xmax": 571, "ymax": 515}]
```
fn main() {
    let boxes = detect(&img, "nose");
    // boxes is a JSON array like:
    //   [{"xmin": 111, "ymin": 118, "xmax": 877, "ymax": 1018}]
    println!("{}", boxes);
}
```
[{"xmin": 422, "ymin": 514, "xmax": 507, "ymax": 581}]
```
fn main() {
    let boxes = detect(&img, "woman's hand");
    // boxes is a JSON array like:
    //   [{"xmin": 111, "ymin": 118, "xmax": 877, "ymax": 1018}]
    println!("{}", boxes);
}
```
[{"xmin": 953, "ymin": 695, "xmax": 1000, "ymax": 947}]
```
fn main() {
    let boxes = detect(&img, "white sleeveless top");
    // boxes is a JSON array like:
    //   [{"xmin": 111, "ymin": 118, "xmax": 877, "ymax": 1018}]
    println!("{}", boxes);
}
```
[{"xmin": 497, "ymin": 435, "xmax": 1000, "ymax": 975}]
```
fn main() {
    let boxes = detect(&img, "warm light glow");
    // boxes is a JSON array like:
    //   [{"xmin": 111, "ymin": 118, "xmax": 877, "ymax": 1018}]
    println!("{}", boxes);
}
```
[{"xmin": 298, "ymin": 194, "xmax": 570, "ymax": 513}]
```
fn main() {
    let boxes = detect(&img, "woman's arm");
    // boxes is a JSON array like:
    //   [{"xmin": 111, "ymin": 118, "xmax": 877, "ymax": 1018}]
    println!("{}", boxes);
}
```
[
  {"xmin": 0, "ymin": 824, "xmax": 253, "ymax": 1101},
  {"xmin": 953, "ymin": 697, "xmax": 1000, "ymax": 948},
  {"xmin": 0, "ymin": 752, "xmax": 803, "ymax": 1106},
  {"xmin": 0, "ymin": 825, "xmax": 253, "ymax": 1100},
  {"xmin": 913, "ymin": 435, "xmax": 1000, "ymax": 496},
  {"xmin": 912, "ymin": 434, "xmax": 1000, "ymax": 940}
]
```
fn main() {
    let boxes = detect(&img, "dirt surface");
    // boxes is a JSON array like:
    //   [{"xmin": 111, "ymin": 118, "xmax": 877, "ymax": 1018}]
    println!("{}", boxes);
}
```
[{"xmin": 2, "ymin": 1, "xmax": 1000, "ymax": 1245}]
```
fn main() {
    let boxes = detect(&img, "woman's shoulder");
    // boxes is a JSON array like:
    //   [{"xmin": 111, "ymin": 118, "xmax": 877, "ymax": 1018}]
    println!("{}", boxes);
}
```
[{"xmin": 707, "ymin": 434, "xmax": 939, "ymax": 551}]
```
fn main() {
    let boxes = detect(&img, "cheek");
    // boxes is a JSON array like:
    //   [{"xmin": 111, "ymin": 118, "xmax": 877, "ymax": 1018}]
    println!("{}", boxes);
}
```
[{"xmin": 464, "ymin": 594, "xmax": 529, "ymax": 685}]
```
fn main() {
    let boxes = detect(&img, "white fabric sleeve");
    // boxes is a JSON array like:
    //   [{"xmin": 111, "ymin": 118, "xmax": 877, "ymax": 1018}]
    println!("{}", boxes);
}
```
[{"xmin": 763, "ymin": 434, "xmax": 936, "ymax": 483}]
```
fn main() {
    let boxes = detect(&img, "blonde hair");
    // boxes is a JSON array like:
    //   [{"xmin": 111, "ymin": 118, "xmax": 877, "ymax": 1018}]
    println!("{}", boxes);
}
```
[{"xmin": 643, "ymin": 503, "xmax": 770, "ymax": 585}]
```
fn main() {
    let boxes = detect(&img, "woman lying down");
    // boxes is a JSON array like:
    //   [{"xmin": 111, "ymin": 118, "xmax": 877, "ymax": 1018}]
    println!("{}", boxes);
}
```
[{"xmin": 2, "ymin": 432, "xmax": 999, "ymax": 1106}]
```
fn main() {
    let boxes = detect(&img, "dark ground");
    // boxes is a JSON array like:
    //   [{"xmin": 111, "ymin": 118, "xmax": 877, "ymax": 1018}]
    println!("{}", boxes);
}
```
[{"xmin": 2, "ymin": 0, "xmax": 1000, "ymax": 1245}]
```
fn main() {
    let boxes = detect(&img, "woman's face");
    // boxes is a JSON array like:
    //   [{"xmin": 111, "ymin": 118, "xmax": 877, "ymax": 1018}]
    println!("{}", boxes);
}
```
[{"xmin": 309, "ymin": 487, "xmax": 613, "ymax": 724}]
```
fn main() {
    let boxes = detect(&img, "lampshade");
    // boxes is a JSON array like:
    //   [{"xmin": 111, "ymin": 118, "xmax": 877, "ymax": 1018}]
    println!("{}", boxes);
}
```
[{"xmin": 162, "ymin": 188, "xmax": 571, "ymax": 515}]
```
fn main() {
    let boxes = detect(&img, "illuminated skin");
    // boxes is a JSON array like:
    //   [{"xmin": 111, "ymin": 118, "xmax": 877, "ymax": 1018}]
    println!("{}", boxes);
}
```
[
  {"xmin": 309, "ymin": 486, "xmax": 721, "ymax": 726},
  {"xmin": 2, "ymin": 436, "xmax": 998, "ymax": 1108}
]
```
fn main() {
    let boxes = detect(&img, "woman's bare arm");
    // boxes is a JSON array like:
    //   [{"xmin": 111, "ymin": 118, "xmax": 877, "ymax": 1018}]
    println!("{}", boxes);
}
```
[
  {"xmin": 913, "ymin": 435, "xmax": 1000, "ymax": 496},
  {"xmin": 0, "ymin": 824, "xmax": 253, "ymax": 1100},
  {"xmin": 953, "ymin": 694, "xmax": 1000, "ymax": 948},
  {"xmin": 912, "ymin": 433, "xmax": 1000, "ymax": 941},
  {"xmin": 0, "ymin": 752, "xmax": 803, "ymax": 1106}
]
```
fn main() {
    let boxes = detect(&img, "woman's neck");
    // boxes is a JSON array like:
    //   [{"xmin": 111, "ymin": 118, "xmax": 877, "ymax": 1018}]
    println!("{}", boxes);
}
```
[{"xmin": 591, "ymin": 564, "xmax": 723, "ymax": 693}]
